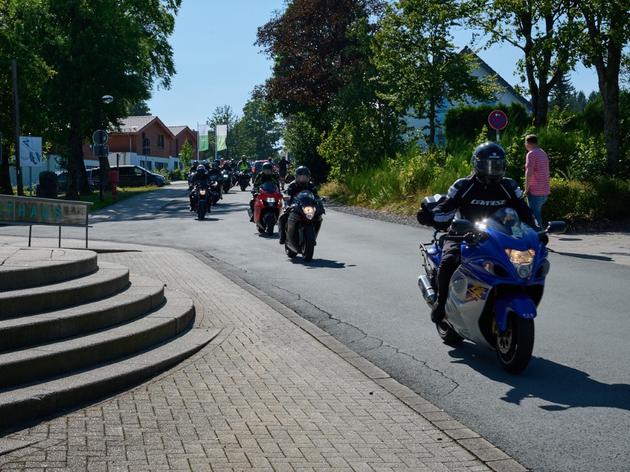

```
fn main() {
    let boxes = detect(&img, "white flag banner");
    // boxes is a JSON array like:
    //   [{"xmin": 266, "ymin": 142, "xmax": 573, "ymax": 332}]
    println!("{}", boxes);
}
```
[
  {"xmin": 198, "ymin": 124, "xmax": 210, "ymax": 152},
  {"xmin": 216, "ymin": 124, "xmax": 228, "ymax": 152}
]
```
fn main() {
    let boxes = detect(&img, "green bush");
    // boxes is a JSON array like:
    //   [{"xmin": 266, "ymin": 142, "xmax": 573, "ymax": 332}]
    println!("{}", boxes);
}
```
[
  {"xmin": 169, "ymin": 169, "xmax": 184, "ymax": 181},
  {"xmin": 544, "ymin": 177, "xmax": 630, "ymax": 222},
  {"xmin": 444, "ymin": 103, "xmax": 530, "ymax": 143}
]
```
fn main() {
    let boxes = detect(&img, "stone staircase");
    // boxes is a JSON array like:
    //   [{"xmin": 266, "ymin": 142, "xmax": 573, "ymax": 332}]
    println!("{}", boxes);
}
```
[{"xmin": 0, "ymin": 247, "xmax": 220, "ymax": 431}]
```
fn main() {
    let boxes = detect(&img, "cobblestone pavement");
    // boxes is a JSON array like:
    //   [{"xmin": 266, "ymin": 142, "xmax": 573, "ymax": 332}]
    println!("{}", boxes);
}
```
[{"xmin": 0, "ymin": 242, "xmax": 523, "ymax": 471}]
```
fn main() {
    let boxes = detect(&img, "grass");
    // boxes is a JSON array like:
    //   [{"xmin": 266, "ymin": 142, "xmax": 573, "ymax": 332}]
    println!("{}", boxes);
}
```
[{"xmin": 70, "ymin": 186, "xmax": 162, "ymax": 212}]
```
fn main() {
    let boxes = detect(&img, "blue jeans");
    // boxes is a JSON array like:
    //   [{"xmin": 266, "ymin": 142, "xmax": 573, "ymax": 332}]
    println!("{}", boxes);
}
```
[{"xmin": 527, "ymin": 194, "xmax": 548, "ymax": 228}]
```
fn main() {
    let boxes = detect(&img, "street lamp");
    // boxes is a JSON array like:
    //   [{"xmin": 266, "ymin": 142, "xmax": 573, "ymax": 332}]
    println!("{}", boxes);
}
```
[{"xmin": 97, "ymin": 95, "xmax": 114, "ymax": 200}]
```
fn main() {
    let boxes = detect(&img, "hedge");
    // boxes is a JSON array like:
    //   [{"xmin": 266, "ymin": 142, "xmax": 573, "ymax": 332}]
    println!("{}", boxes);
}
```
[{"xmin": 444, "ymin": 103, "xmax": 530, "ymax": 142}]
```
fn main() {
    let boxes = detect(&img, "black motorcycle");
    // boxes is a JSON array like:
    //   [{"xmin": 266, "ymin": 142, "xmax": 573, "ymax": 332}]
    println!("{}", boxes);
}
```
[
  {"xmin": 238, "ymin": 172, "xmax": 251, "ymax": 191},
  {"xmin": 283, "ymin": 190, "xmax": 325, "ymax": 262},
  {"xmin": 221, "ymin": 170, "xmax": 233, "ymax": 194},
  {"xmin": 192, "ymin": 183, "xmax": 211, "ymax": 220}
]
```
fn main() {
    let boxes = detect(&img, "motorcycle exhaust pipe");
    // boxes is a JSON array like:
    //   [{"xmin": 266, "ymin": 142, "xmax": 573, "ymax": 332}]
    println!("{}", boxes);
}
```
[{"xmin": 417, "ymin": 275, "xmax": 436, "ymax": 304}]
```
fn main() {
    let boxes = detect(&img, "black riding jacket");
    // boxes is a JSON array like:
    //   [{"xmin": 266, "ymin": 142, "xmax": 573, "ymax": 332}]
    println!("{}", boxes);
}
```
[
  {"xmin": 285, "ymin": 181, "xmax": 318, "ymax": 201},
  {"xmin": 433, "ymin": 174, "xmax": 536, "ymax": 228},
  {"xmin": 191, "ymin": 173, "xmax": 210, "ymax": 188}
]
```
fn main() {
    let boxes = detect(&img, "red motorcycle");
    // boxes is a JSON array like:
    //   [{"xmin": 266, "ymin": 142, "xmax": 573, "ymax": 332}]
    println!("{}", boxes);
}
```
[{"xmin": 252, "ymin": 181, "xmax": 283, "ymax": 236}]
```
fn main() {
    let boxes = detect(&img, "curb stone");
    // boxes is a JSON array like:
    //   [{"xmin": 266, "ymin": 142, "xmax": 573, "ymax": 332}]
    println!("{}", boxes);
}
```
[{"xmin": 192, "ymin": 250, "xmax": 529, "ymax": 472}]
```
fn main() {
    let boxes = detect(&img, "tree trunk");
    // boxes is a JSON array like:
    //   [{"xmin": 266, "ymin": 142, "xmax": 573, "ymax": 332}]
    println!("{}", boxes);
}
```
[
  {"xmin": 0, "ymin": 141, "xmax": 13, "ymax": 195},
  {"xmin": 602, "ymin": 82, "xmax": 621, "ymax": 173},
  {"xmin": 428, "ymin": 98, "xmax": 436, "ymax": 147},
  {"xmin": 534, "ymin": 85, "xmax": 549, "ymax": 127},
  {"xmin": 66, "ymin": 132, "xmax": 91, "ymax": 199}
]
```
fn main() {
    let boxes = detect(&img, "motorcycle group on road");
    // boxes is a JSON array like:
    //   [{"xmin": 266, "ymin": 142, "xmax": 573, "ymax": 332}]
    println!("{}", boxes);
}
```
[
  {"xmin": 188, "ymin": 157, "xmax": 325, "ymax": 262},
  {"xmin": 187, "ymin": 142, "xmax": 567, "ymax": 375}
]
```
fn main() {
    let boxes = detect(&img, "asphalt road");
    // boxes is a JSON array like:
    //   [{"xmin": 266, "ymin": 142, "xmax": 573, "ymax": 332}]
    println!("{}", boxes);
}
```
[{"xmin": 3, "ymin": 183, "xmax": 629, "ymax": 472}]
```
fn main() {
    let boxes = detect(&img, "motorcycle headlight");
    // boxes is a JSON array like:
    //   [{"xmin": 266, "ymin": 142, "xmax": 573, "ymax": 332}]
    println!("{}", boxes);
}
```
[
  {"xmin": 505, "ymin": 249, "xmax": 535, "ymax": 278},
  {"xmin": 266, "ymin": 198, "xmax": 277, "ymax": 204},
  {"xmin": 199, "ymin": 190, "xmax": 206, "ymax": 196},
  {"xmin": 303, "ymin": 206, "xmax": 316, "ymax": 220}
]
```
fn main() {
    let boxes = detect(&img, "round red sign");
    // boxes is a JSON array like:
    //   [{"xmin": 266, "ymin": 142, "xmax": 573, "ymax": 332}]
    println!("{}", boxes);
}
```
[{"xmin": 488, "ymin": 110, "xmax": 509, "ymax": 131}]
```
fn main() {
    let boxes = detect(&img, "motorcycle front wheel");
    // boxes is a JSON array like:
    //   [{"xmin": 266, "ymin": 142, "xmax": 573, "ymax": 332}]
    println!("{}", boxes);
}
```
[
  {"xmin": 302, "ymin": 225, "xmax": 315, "ymax": 262},
  {"xmin": 495, "ymin": 314, "xmax": 534, "ymax": 373},
  {"xmin": 241, "ymin": 185, "xmax": 247, "ymax": 191},
  {"xmin": 197, "ymin": 202, "xmax": 206, "ymax": 220}
]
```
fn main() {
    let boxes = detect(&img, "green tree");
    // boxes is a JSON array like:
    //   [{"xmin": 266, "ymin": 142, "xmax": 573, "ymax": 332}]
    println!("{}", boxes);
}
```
[
  {"xmin": 373, "ymin": 0, "xmax": 493, "ymax": 146},
  {"xmin": 575, "ymin": 0, "xmax": 629, "ymax": 172},
  {"xmin": 127, "ymin": 100, "xmax": 151, "ymax": 116},
  {"xmin": 471, "ymin": 0, "xmax": 579, "ymax": 127},
  {"xmin": 42, "ymin": 0, "xmax": 181, "ymax": 198},
  {"xmin": 178, "ymin": 139, "xmax": 193, "ymax": 170},
  {"xmin": 232, "ymin": 97, "xmax": 282, "ymax": 160},
  {"xmin": 0, "ymin": 0, "xmax": 54, "ymax": 195},
  {"xmin": 256, "ymin": 0, "xmax": 383, "ymax": 180},
  {"xmin": 206, "ymin": 105, "xmax": 238, "ymax": 160}
]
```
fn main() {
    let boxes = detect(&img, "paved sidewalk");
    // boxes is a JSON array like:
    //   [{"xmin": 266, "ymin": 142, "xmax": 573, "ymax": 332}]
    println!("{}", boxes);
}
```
[{"xmin": 0, "ymin": 239, "xmax": 523, "ymax": 472}]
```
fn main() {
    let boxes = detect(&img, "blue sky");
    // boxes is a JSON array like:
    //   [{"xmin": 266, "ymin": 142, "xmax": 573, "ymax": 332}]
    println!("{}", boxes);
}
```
[{"xmin": 149, "ymin": 0, "xmax": 599, "ymax": 128}]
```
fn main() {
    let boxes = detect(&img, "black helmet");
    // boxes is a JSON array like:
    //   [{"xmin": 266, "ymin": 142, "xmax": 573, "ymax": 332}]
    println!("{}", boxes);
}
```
[
  {"xmin": 295, "ymin": 166, "xmax": 311, "ymax": 184},
  {"xmin": 262, "ymin": 162, "xmax": 273, "ymax": 175},
  {"xmin": 472, "ymin": 142, "xmax": 506, "ymax": 183},
  {"xmin": 196, "ymin": 164, "xmax": 207, "ymax": 175}
]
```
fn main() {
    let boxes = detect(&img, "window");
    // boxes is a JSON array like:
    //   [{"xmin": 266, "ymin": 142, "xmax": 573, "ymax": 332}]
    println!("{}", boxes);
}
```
[
  {"xmin": 142, "ymin": 133, "xmax": 150, "ymax": 155},
  {"xmin": 155, "ymin": 162, "xmax": 165, "ymax": 170},
  {"xmin": 158, "ymin": 134, "xmax": 165, "ymax": 149}
]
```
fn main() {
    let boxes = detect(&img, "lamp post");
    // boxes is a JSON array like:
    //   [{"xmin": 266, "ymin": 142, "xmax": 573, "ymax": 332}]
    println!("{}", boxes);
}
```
[{"xmin": 97, "ymin": 95, "xmax": 113, "ymax": 200}]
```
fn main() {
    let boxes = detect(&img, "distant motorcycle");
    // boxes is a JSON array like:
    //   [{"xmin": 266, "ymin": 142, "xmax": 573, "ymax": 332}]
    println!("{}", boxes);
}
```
[
  {"xmin": 250, "ymin": 182, "xmax": 283, "ymax": 236},
  {"xmin": 221, "ymin": 170, "xmax": 233, "ymax": 194},
  {"xmin": 238, "ymin": 172, "xmax": 251, "ymax": 191},
  {"xmin": 282, "ymin": 190, "xmax": 325, "ymax": 262},
  {"xmin": 418, "ymin": 203, "xmax": 566, "ymax": 373},
  {"xmin": 192, "ymin": 183, "xmax": 211, "ymax": 220}
]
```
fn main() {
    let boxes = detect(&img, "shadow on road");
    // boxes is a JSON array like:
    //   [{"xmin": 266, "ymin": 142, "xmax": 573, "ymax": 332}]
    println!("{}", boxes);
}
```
[
  {"xmin": 549, "ymin": 248, "xmax": 614, "ymax": 262},
  {"xmin": 447, "ymin": 347, "xmax": 630, "ymax": 412},
  {"xmin": 302, "ymin": 258, "xmax": 352, "ymax": 269},
  {"xmin": 91, "ymin": 186, "xmax": 248, "ymax": 223}
]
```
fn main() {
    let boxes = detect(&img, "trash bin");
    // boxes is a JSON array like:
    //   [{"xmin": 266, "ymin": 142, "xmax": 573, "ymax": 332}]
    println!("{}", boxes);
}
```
[{"xmin": 35, "ymin": 171, "xmax": 58, "ymax": 198}]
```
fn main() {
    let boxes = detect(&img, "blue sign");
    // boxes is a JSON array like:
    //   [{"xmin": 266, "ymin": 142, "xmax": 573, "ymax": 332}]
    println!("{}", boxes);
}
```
[{"xmin": 488, "ymin": 110, "xmax": 509, "ymax": 131}]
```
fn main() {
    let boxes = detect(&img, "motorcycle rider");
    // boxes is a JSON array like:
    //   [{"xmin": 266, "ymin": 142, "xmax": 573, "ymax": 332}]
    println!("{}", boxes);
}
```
[
  {"xmin": 418, "ymin": 142, "xmax": 537, "ymax": 324},
  {"xmin": 278, "ymin": 166, "xmax": 319, "ymax": 244},
  {"xmin": 278, "ymin": 156, "xmax": 290, "ymax": 190},
  {"xmin": 189, "ymin": 164, "xmax": 210, "ymax": 211},
  {"xmin": 238, "ymin": 156, "xmax": 250, "ymax": 173},
  {"xmin": 249, "ymin": 162, "xmax": 280, "ymax": 221}
]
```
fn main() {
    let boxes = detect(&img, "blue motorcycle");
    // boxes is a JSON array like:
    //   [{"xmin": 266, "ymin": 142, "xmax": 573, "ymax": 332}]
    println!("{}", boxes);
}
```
[{"xmin": 418, "ymin": 206, "xmax": 566, "ymax": 373}]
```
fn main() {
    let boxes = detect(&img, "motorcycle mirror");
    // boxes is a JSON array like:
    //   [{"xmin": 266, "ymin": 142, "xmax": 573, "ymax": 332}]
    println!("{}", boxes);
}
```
[
  {"xmin": 321, "ymin": 196, "xmax": 327, "ymax": 203},
  {"xmin": 546, "ymin": 221, "xmax": 567, "ymax": 234},
  {"xmin": 451, "ymin": 218, "xmax": 474, "ymax": 234}
]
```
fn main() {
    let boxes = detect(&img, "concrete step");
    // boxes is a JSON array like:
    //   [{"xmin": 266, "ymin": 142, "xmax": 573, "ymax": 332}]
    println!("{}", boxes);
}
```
[
  {"xmin": 0, "ymin": 262, "xmax": 130, "ymax": 319},
  {"xmin": 0, "ymin": 275, "xmax": 166, "ymax": 351},
  {"xmin": 0, "ymin": 290, "xmax": 195, "ymax": 389},
  {"xmin": 0, "ymin": 248, "xmax": 98, "ymax": 292},
  {"xmin": 0, "ymin": 327, "xmax": 221, "ymax": 431}
]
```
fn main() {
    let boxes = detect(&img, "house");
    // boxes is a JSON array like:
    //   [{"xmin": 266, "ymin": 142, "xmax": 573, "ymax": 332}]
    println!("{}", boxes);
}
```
[
  {"xmin": 84, "ymin": 116, "xmax": 197, "ymax": 171},
  {"xmin": 406, "ymin": 47, "xmax": 531, "ymax": 144},
  {"xmin": 168, "ymin": 126, "xmax": 197, "ymax": 159}
]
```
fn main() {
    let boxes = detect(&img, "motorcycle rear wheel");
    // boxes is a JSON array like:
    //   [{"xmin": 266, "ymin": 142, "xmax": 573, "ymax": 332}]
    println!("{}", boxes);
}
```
[
  {"xmin": 436, "ymin": 321, "xmax": 464, "ymax": 346},
  {"xmin": 495, "ymin": 314, "xmax": 534, "ymax": 373}
]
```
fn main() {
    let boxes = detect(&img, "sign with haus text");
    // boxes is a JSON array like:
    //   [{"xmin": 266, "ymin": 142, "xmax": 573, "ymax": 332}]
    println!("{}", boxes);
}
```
[{"xmin": 0, "ymin": 195, "xmax": 90, "ymax": 227}]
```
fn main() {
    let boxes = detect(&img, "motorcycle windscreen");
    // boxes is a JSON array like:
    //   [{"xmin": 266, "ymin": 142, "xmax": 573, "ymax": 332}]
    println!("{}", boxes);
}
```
[
  {"xmin": 296, "ymin": 190, "xmax": 316, "ymax": 205},
  {"xmin": 478, "ymin": 208, "xmax": 533, "ymax": 239},
  {"xmin": 260, "ymin": 181, "xmax": 279, "ymax": 193}
]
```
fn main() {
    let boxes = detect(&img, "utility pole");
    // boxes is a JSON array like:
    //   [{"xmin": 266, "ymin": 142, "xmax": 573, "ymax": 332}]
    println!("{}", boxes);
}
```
[{"xmin": 12, "ymin": 59, "xmax": 24, "ymax": 196}]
